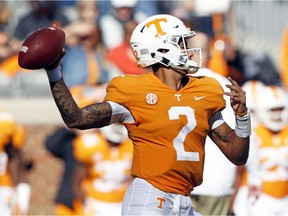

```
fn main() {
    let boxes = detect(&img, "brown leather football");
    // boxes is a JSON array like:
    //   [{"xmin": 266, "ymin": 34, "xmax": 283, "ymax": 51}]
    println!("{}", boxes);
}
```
[{"xmin": 18, "ymin": 27, "xmax": 65, "ymax": 70}]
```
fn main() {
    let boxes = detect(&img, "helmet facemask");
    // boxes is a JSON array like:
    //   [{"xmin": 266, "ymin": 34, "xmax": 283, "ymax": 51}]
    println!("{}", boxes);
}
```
[
  {"xmin": 259, "ymin": 107, "xmax": 287, "ymax": 132},
  {"xmin": 166, "ymin": 32, "xmax": 202, "ymax": 73}
]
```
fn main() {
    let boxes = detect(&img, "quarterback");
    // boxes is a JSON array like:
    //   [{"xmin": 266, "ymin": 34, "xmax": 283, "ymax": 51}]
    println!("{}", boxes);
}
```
[{"xmin": 44, "ymin": 14, "xmax": 251, "ymax": 215}]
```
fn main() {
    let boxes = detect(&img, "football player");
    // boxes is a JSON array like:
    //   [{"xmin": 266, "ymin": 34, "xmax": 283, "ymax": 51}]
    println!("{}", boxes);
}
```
[
  {"xmin": 0, "ymin": 108, "xmax": 31, "ymax": 216},
  {"xmin": 231, "ymin": 80, "xmax": 264, "ymax": 215},
  {"xmin": 233, "ymin": 85, "xmax": 288, "ymax": 215},
  {"xmin": 44, "ymin": 14, "xmax": 251, "ymax": 215},
  {"xmin": 72, "ymin": 123, "xmax": 133, "ymax": 216}
]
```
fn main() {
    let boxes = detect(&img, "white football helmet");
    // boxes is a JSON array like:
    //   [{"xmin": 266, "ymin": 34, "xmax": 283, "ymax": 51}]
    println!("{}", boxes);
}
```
[
  {"xmin": 256, "ymin": 85, "xmax": 288, "ymax": 132},
  {"xmin": 130, "ymin": 14, "xmax": 202, "ymax": 73},
  {"xmin": 100, "ymin": 123, "xmax": 128, "ymax": 144}
]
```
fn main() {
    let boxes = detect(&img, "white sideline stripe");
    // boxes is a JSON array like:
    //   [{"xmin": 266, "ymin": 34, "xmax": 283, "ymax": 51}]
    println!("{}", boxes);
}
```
[{"xmin": 0, "ymin": 98, "xmax": 63, "ymax": 125}]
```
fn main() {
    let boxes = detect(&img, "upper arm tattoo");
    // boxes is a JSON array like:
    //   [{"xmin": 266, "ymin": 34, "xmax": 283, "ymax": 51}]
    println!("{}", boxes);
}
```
[
  {"xmin": 82, "ymin": 102, "xmax": 112, "ymax": 128},
  {"xmin": 210, "ymin": 123, "xmax": 234, "ymax": 144},
  {"xmin": 51, "ymin": 79, "xmax": 112, "ymax": 129}
]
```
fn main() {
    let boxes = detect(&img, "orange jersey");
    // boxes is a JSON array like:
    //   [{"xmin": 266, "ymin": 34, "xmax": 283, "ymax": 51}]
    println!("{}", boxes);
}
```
[
  {"xmin": 0, "ymin": 110, "xmax": 25, "ymax": 186},
  {"xmin": 252, "ymin": 125, "xmax": 288, "ymax": 198},
  {"xmin": 73, "ymin": 131, "xmax": 133, "ymax": 202},
  {"xmin": 104, "ymin": 72, "xmax": 226, "ymax": 195}
]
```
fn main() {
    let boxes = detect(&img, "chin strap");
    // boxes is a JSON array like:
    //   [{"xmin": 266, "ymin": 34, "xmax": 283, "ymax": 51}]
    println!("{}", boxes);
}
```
[{"xmin": 151, "ymin": 52, "xmax": 171, "ymax": 67}]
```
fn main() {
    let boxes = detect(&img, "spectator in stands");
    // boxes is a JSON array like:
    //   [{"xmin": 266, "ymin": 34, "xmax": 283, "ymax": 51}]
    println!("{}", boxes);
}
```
[
  {"xmin": 106, "ymin": 20, "xmax": 146, "ymax": 76},
  {"xmin": 61, "ymin": 22, "xmax": 109, "ymax": 87},
  {"xmin": 189, "ymin": 32, "xmax": 237, "ymax": 215},
  {"xmin": 96, "ymin": 0, "xmax": 159, "ymax": 21},
  {"xmin": 11, "ymin": 1, "xmax": 70, "ymax": 50},
  {"xmin": 209, "ymin": 35, "xmax": 246, "ymax": 85},
  {"xmin": 135, "ymin": 0, "xmax": 159, "ymax": 17},
  {"xmin": 0, "ymin": 2, "xmax": 20, "ymax": 77},
  {"xmin": 0, "ymin": 1, "xmax": 11, "ymax": 33},
  {"xmin": 72, "ymin": 123, "xmax": 133, "ymax": 216},
  {"xmin": 0, "ymin": 30, "xmax": 12, "ymax": 63},
  {"xmin": 0, "ymin": 108, "xmax": 32, "ymax": 216},
  {"xmin": 76, "ymin": 0, "xmax": 99, "ymax": 24},
  {"xmin": 99, "ymin": 0, "xmax": 148, "ymax": 49},
  {"xmin": 0, "ymin": 31, "xmax": 22, "ymax": 77},
  {"xmin": 209, "ymin": 38, "xmax": 281, "ymax": 87},
  {"xmin": 0, "ymin": 29, "xmax": 22, "ymax": 78},
  {"xmin": 45, "ymin": 126, "xmax": 83, "ymax": 215},
  {"xmin": 63, "ymin": 0, "xmax": 100, "ymax": 47},
  {"xmin": 61, "ymin": 1, "xmax": 111, "ymax": 87},
  {"xmin": 55, "ymin": 1, "xmax": 78, "ymax": 23}
]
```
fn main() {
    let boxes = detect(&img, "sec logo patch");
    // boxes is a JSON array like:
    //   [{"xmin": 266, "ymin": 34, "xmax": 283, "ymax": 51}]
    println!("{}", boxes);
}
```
[{"xmin": 146, "ymin": 93, "xmax": 158, "ymax": 105}]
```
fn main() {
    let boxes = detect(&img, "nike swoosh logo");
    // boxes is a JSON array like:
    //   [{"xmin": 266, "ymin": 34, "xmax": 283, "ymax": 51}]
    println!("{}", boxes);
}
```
[{"xmin": 194, "ymin": 96, "xmax": 205, "ymax": 101}]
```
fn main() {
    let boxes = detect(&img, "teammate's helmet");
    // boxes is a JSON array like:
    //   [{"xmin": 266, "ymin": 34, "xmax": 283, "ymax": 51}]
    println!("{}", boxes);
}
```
[
  {"xmin": 130, "ymin": 14, "xmax": 202, "ymax": 73},
  {"xmin": 100, "ymin": 123, "xmax": 128, "ymax": 144},
  {"xmin": 256, "ymin": 85, "xmax": 288, "ymax": 132}
]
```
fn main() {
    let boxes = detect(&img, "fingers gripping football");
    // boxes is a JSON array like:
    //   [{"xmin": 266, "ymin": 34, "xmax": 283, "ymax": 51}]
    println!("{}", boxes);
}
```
[{"xmin": 44, "ymin": 48, "xmax": 66, "ymax": 70}]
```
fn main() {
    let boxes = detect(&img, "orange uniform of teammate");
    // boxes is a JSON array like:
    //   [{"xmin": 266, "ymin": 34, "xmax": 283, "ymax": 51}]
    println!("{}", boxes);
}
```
[
  {"xmin": 233, "ymin": 85, "xmax": 288, "ymax": 216},
  {"xmin": 0, "ymin": 109, "xmax": 31, "ymax": 216},
  {"xmin": 73, "ymin": 131, "xmax": 133, "ymax": 202},
  {"xmin": 253, "ymin": 125, "xmax": 288, "ymax": 199},
  {"xmin": 0, "ymin": 110, "xmax": 25, "ymax": 186},
  {"xmin": 72, "ymin": 124, "xmax": 133, "ymax": 216},
  {"xmin": 105, "ymin": 73, "xmax": 225, "ymax": 195},
  {"xmin": 234, "ymin": 124, "xmax": 288, "ymax": 216}
]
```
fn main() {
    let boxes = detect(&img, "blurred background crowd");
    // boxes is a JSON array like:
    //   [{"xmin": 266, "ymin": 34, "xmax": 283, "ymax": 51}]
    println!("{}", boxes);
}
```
[{"xmin": 1, "ymin": 0, "xmax": 288, "ymax": 215}]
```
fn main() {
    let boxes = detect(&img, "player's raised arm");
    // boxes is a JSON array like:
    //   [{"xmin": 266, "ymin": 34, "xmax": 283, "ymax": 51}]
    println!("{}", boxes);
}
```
[
  {"xmin": 17, "ymin": 27, "xmax": 112, "ymax": 130},
  {"xmin": 45, "ymin": 69, "xmax": 112, "ymax": 130},
  {"xmin": 44, "ymin": 47, "xmax": 112, "ymax": 129},
  {"xmin": 209, "ymin": 77, "xmax": 250, "ymax": 165}
]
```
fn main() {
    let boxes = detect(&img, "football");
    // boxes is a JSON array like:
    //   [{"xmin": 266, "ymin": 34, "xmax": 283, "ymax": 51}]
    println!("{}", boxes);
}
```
[{"xmin": 18, "ymin": 27, "xmax": 65, "ymax": 70}]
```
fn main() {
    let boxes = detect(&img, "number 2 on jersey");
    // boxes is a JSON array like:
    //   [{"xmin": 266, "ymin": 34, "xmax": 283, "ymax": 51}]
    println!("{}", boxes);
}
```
[{"xmin": 168, "ymin": 106, "xmax": 200, "ymax": 161}]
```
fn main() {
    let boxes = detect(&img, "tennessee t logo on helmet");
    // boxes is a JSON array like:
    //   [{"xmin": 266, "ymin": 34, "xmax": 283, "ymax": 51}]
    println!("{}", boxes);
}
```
[{"xmin": 146, "ymin": 18, "xmax": 167, "ymax": 38}]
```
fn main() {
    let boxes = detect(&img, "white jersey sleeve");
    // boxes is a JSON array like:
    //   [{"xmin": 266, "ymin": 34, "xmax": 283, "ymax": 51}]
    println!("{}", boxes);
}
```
[{"xmin": 107, "ymin": 101, "xmax": 135, "ymax": 124}]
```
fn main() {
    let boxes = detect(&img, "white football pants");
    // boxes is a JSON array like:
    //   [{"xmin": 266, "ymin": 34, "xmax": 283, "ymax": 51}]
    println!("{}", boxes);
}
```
[
  {"xmin": 122, "ymin": 177, "xmax": 202, "ymax": 216},
  {"xmin": 84, "ymin": 198, "xmax": 122, "ymax": 216},
  {"xmin": 0, "ymin": 186, "xmax": 15, "ymax": 216}
]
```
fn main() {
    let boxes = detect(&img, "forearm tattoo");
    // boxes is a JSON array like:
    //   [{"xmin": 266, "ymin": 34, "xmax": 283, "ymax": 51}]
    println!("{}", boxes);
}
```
[
  {"xmin": 212, "ymin": 128, "xmax": 234, "ymax": 144},
  {"xmin": 50, "ymin": 79, "xmax": 112, "ymax": 129}
]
